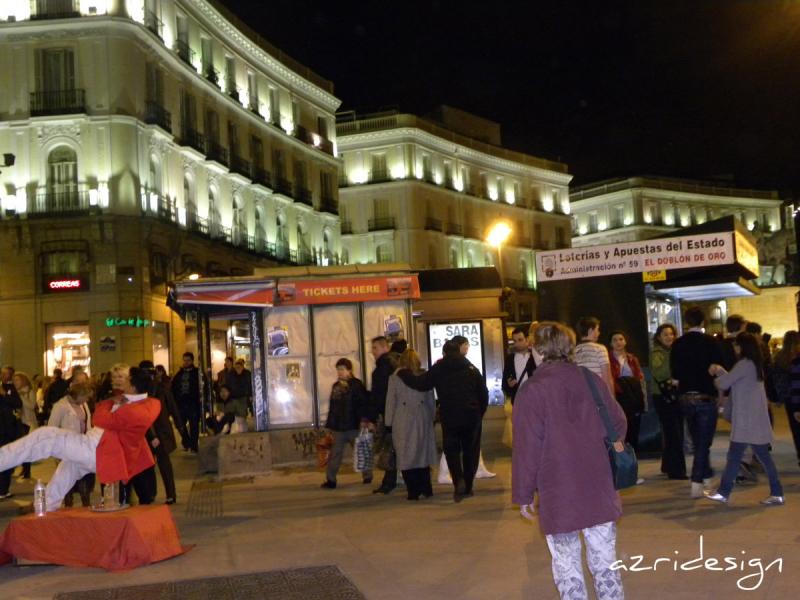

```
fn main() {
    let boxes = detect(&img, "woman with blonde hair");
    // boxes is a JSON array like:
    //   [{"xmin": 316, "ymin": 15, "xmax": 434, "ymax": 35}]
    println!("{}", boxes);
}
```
[
  {"xmin": 513, "ymin": 321, "xmax": 626, "ymax": 599},
  {"xmin": 386, "ymin": 349, "xmax": 437, "ymax": 500}
]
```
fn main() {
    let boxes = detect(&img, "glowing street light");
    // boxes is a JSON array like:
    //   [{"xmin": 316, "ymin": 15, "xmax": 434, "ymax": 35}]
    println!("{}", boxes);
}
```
[
  {"xmin": 486, "ymin": 221, "xmax": 512, "ymax": 283},
  {"xmin": 188, "ymin": 273, "xmax": 201, "ymax": 281}
]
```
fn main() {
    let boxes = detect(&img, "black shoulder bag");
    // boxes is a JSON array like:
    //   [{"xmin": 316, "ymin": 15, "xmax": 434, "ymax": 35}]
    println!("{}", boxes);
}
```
[{"xmin": 580, "ymin": 367, "xmax": 639, "ymax": 490}]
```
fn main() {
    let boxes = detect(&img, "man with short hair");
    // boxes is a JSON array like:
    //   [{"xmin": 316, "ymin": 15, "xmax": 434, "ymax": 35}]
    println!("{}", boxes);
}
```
[
  {"xmin": 0, "ymin": 367, "xmax": 160, "ymax": 511},
  {"xmin": 398, "ymin": 338, "xmax": 489, "ymax": 502},
  {"xmin": 171, "ymin": 352, "xmax": 202, "ymax": 452},
  {"xmin": 502, "ymin": 326, "xmax": 536, "ymax": 405},
  {"xmin": 671, "ymin": 307, "xmax": 724, "ymax": 498},
  {"xmin": 574, "ymin": 317, "xmax": 614, "ymax": 395},
  {"xmin": 720, "ymin": 314, "xmax": 747, "ymax": 371},
  {"xmin": 44, "ymin": 368, "xmax": 69, "ymax": 423},
  {"xmin": 370, "ymin": 336, "xmax": 396, "ymax": 493},
  {"xmin": 216, "ymin": 357, "xmax": 234, "ymax": 395}
]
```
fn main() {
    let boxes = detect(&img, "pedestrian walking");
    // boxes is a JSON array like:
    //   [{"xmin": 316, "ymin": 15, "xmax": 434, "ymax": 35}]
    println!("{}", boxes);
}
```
[
  {"xmin": 397, "ymin": 338, "xmax": 488, "ymax": 502},
  {"xmin": 226, "ymin": 359, "xmax": 252, "ymax": 433},
  {"xmin": 776, "ymin": 331, "xmax": 800, "ymax": 467},
  {"xmin": 370, "ymin": 336, "xmax": 398, "ymax": 494},
  {"xmin": 513, "ymin": 321, "xmax": 626, "ymax": 600},
  {"xmin": 0, "ymin": 365, "xmax": 22, "ymax": 499},
  {"xmin": 385, "ymin": 349, "xmax": 436, "ymax": 500},
  {"xmin": 671, "ymin": 307, "xmax": 724, "ymax": 498},
  {"xmin": 649, "ymin": 323, "xmax": 687, "ymax": 479},
  {"xmin": 706, "ymin": 332, "xmax": 784, "ymax": 506},
  {"xmin": 171, "ymin": 352, "xmax": 202, "ymax": 453},
  {"xmin": 320, "ymin": 358, "xmax": 373, "ymax": 489}
]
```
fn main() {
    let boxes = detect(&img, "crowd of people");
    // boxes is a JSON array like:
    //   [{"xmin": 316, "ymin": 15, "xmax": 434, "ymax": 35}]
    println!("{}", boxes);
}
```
[{"xmin": 2, "ymin": 306, "xmax": 799, "ymax": 598}]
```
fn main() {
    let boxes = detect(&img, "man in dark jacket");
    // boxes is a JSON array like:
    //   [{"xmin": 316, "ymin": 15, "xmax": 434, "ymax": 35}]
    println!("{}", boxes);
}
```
[
  {"xmin": 140, "ymin": 360, "xmax": 183, "ymax": 504},
  {"xmin": 671, "ymin": 306, "xmax": 724, "ymax": 498},
  {"xmin": 171, "ymin": 352, "xmax": 202, "ymax": 452},
  {"xmin": 398, "ymin": 339, "xmax": 489, "ymax": 502},
  {"xmin": 0, "ymin": 365, "xmax": 22, "ymax": 499},
  {"xmin": 370, "ymin": 336, "xmax": 397, "ymax": 494},
  {"xmin": 43, "ymin": 368, "xmax": 69, "ymax": 423},
  {"xmin": 227, "ymin": 359, "xmax": 252, "ymax": 432},
  {"xmin": 502, "ymin": 326, "xmax": 536, "ymax": 405}
]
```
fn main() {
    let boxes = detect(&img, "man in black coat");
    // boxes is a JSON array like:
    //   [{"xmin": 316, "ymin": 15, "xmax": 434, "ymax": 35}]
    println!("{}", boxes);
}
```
[
  {"xmin": 171, "ymin": 352, "xmax": 203, "ymax": 452},
  {"xmin": 502, "ymin": 326, "xmax": 536, "ymax": 405},
  {"xmin": 670, "ymin": 306, "xmax": 724, "ymax": 499},
  {"xmin": 0, "ymin": 365, "xmax": 22, "ymax": 499},
  {"xmin": 370, "ymin": 336, "xmax": 396, "ymax": 493},
  {"xmin": 398, "ymin": 338, "xmax": 489, "ymax": 502}
]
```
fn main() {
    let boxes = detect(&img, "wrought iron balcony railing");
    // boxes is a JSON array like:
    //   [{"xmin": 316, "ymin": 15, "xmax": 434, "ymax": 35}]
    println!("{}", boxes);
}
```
[
  {"xmin": 144, "ymin": 101, "xmax": 172, "ymax": 133},
  {"xmin": 30, "ymin": 89, "xmax": 86, "ymax": 116},
  {"xmin": 368, "ymin": 217, "xmax": 396, "ymax": 231}
]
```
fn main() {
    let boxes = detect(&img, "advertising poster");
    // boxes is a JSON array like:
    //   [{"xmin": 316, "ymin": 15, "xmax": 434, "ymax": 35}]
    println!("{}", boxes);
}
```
[
  {"xmin": 267, "ymin": 326, "xmax": 289, "ymax": 356},
  {"xmin": 383, "ymin": 315, "xmax": 404, "ymax": 342},
  {"xmin": 427, "ymin": 322, "xmax": 484, "ymax": 375}
]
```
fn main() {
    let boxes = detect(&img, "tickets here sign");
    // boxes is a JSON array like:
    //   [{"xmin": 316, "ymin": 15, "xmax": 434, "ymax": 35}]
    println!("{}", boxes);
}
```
[{"xmin": 536, "ymin": 232, "xmax": 736, "ymax": 282}]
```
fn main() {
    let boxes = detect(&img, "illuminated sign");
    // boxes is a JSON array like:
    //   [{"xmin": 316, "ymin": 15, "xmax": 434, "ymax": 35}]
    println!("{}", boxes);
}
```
[
  {"xmin": 105, "ymin": 316, "xmax": 152, "ymax": 328},
  {"xmin": 44, "ymin": 277, "xmax": 85, "ymax": 293},
  {"xmin": 427, "ymin": 322, "xmax": 485, "ymax": 375}
]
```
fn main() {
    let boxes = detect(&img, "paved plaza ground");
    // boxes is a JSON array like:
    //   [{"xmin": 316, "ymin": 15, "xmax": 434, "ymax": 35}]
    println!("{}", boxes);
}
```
[{"xmin": 0, "ymin": 412, "xmax": 798, "ymax": 599}]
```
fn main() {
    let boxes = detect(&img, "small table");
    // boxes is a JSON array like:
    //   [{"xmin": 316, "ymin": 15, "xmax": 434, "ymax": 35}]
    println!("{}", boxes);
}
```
[{"xmin": 0, "ymin": 504, "xmax": 188, "ymax": 571}]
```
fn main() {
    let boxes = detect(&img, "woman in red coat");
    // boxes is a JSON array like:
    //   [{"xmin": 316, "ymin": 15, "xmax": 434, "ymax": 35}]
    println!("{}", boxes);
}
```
[
  {"xmin": 609, "ymin": 330, "xmax": 645, "ymax": 454},
  {"xmin": 513, "ymin": 321, "xmax": 627, "ymax": 600}
]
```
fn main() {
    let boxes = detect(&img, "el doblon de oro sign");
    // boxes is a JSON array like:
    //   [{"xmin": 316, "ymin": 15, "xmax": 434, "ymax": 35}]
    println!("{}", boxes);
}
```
[{"xmin": 535, "ymin": 231, "xmax": 759, "ymax": 283}]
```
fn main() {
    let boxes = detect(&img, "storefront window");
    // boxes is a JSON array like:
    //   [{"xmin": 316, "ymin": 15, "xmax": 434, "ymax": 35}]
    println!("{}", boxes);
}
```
[
  {"xmin": 265, "ymin": 306, "xmax": 315, "ymax": 427},
  {"xmin": 46, "ymin": 323, "xmax": 90, "ymax": 377},
  {"xmin": 152, "ymin": 321, "xmax": 171, "ymax": 373}
]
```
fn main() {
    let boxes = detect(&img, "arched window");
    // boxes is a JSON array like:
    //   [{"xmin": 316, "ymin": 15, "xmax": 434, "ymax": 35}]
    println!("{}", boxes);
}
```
[
  {"xmin": 428, "ymin": 244, "xmax": 438, "ymax": 268},
  {"xmin": 255, "ymin": 205, "xmax": 266, "ymax": 251},
  {"xmin": 342, "ymin": 247, "xmax": 350, "ymax": 265},
  {"xmin": 208, "ymin": 186, "xmax": 220, "ymax": 237},
  {"xmin": 232, "ymin": 194, "xmax": 246, "ymax": 246},
  {"xmin": 466, "ymin": 249, "xmax": 474, "ymax": 268},
  {"xmin": 449, "ymin": 247, "xmax": 459, "ymax": 268},
  {"xmin": 275, "ymin": 213, "xmax": 288, "ymax": 259},
  {"xmin": 183, "ymin": 173, "xmax": 196, "ymax": 227},
  {"xmin": 297, "ymin": 220, "xmax": 311, "ymax": 263},
  {"xmin": 376, "ymin": 244, "xmax": 393, "ymax": 263},
  {"xmin": 46, "ymin": 146, "xmax": 79, "ymax": 210},
  {"xmin": 485, "ymin": 252, "xmax": 494, "ymax": 267},
  {"xmin": 323, "ymin": 229, "xmax": 333, "ymax": 264},
  {"xmin": 519, "ymin": 258, "xmax": 528, "ymax": 281},
  {"xmin": 149, "ymin": 154, "xmax": 162, "ymax": 195}
]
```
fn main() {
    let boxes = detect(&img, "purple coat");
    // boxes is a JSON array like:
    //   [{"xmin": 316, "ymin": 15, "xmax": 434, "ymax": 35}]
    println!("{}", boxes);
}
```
[{"xmin": 512, "ymin": 361, "xmax": 627, "ymax": 535}]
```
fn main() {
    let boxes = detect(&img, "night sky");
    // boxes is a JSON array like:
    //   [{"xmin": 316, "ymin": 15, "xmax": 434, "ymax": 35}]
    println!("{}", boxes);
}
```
[{"xmin": 222, "ymin": 1, "xmax": 800, "ymax": 194}]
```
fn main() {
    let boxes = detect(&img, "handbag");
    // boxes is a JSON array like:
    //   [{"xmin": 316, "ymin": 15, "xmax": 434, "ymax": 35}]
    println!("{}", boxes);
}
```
[
  {"xmin": 374, "ymin": 430, "xmax": 396, "ymax": 471},
  {"xmin": 581, "ymin": 367, "xmax": 639, "ymax": 490},
  {"xmin": 353, "ymin": 427, "xmax": 374, "ymax": 473},
  {"xmin": 316, "ymin": 432, "xmax": 334, "ymax": 469}
]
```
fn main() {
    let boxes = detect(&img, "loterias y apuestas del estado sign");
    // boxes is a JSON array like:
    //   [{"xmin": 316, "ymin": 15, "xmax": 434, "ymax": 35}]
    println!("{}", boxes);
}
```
[
  {"xmin": 535, "ymin": 231, "xmax": 758, "ymax": 283},
  {"xmin": 105, "ymin": 316, "xmax": 152, "ymax": 328}
]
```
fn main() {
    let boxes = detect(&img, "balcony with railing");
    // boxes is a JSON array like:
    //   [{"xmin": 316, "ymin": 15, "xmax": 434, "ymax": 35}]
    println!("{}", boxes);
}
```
[
  {"xmin": 144, "ymin": 9, "xmax": 163, "ymax": 39},
  {"xmin": 446, "ymin": 223, "xmax": 463, "ymax": 236},
  {"xmin": 175, "ymin": 39, "xmax": 195, "ymax": 66},
  {"xmin": 206, "ymin": 140, "xmax": 229, "ymax": 167},
  {"xmin": 320, "ymin": 196, "xmax": 338, "ymax": 215},
  {"xmin": 464, "ymin": 225, "xmax": 482, "ymax": 240},
  {"xmin": 274, "ymin": 177, "xmax": 292, "ymax": 197},
  {"xmin": 368, "ymin": 216, "xmax": 396, "ymax": 231},
  {"xmin": 252, "ymin": 167, "xmax": 272, "ymax": 189},
  {"xmin": 144, "ymin": 101, "xmax": 171, "ymax": 133},
  {"xmin": 31, "ymin": 0, "xmax": 80, "ymax": 20},
  {"xmin": 30, "ymin": 89, "xmax": 86, "ymax": 116},
  {"xmin": 180, "ymin": 128, "xmax": 205, "ymax": 154},
  {"xmin": 294, "ymin": 186, "xmax": 313, "ymax": 207},
  {"xmin": 341, "ymin": 221, "xmax": 353, "ymax": 234},
  {"xmin": 230, "ymin": 155, "xmax": 251, "ymax": 179},
  {"xmin": 339, "ymin": 174, "xmax": 350, "ymax": 188},
  {"xmin": 203, "ymin": 65, "xmax": 220, "ymax": 88},
  {"xmin": 425, "ymin": 217, "xmax": 443, "ymax": 232},
  {"xmin": 297, "ymin": 246, "xmax": 314, "ymax": 265},
  {"xmin": 370, "ymin": 169, "xmax": 391, "ymax": 183},
  {"xmin": 513, "ymin": 233, "xmax": 532, "ymax": 248},
  {"xmin": 30, "ymin": 185, "xmax": 91, "ymax": 217}
]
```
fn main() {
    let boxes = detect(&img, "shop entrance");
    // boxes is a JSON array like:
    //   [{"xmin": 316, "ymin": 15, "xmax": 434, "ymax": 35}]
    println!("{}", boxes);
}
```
[{"xmin": 46, "ymin": 323, "xmax": 90, "ymax": 377}]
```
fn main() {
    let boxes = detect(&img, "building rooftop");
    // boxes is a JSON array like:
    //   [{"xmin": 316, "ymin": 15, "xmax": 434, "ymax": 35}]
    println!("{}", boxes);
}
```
[
  {"xmin": 335, "ymin": 109, "xmax": 569, "ymax": 174},
  {"xmin": 570, "ymin": 175, "xmax": 780, "ymax": 202}
]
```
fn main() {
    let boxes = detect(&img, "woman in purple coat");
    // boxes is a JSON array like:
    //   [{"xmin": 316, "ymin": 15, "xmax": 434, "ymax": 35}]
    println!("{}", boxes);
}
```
[{"xmin": 513, "ymin": 321, "xmax": 627, "ymax": 600}]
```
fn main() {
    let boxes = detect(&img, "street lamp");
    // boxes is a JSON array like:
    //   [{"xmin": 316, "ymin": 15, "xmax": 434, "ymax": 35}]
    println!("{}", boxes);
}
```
[{"xmin": 486, "ymin": 221, "xmax": 512, "ymax": 282}]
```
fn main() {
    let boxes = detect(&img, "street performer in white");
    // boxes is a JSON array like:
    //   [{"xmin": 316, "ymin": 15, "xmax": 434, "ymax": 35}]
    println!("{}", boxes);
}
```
[{"xmin": 0, "ymin": 367, "xmax": 160, "ymax": 511}]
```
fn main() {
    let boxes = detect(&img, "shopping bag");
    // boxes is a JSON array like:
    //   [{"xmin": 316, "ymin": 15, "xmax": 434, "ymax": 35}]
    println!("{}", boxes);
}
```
[
  {"xmin": 354, "ymin": 428, "xmax": 374, "ymax": 473},
  {"xmin": 316, "ymin": 432, "xmax": 334, "ymax": 469}
]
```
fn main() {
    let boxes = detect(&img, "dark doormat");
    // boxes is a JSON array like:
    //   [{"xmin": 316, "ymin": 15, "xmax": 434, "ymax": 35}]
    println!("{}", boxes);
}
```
[{"xmin": 53, "ymin": 565, "xmax": 366, "ymax": 599}]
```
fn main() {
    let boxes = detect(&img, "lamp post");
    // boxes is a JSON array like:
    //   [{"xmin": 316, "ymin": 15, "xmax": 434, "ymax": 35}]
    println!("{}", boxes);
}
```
[{"xmin": 486, "ymin": 221, "xmax": 512, "ymax": 284}]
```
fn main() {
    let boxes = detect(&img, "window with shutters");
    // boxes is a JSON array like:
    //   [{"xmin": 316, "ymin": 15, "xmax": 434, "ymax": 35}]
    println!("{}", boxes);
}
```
[{"xmin": 39, "ymin": 48, "xmax": 75, "ymax": 92}]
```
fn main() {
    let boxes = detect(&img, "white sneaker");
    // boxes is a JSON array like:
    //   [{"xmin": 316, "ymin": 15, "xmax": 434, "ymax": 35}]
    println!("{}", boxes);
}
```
[
  {"xmin": 636, "ymin": 478, "xmax": 645, "ymax": 485},
  {"xmin": 760, "ymin": 496, "xmax": 785, "ymax": 506}
]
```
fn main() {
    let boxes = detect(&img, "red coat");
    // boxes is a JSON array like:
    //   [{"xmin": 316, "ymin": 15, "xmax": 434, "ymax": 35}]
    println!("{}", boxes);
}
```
[
  {"xmin": 609, "ymin": 351, "xmax": 644, "ymax": 396},
  {"xmin": 93, "ymin": 397, "xmax": 161, "ymax": 484}
]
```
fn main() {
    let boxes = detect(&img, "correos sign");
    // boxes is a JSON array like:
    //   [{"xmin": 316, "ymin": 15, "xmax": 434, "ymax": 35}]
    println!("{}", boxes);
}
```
[{"xmin": 426, "ymin": 322, "xmax": 484, "ymax": 375}]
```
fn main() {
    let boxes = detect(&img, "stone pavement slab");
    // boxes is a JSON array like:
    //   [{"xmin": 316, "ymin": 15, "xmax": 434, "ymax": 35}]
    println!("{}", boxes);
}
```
[{"xmin": 0, "ymin": 415, "xmax": 798, "ymax": 599}]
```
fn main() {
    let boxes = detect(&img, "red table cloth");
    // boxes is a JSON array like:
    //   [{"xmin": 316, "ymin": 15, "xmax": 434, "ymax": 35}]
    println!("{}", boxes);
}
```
[{"xmin": 0, "ymin": 504, "xmax": 188, "ymax": 571}]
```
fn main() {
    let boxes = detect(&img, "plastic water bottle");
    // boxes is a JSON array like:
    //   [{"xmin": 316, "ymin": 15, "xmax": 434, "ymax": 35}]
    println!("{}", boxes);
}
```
[{"xmin": 33, "ymin": 480, "xmax": 46, "ymax": 516}]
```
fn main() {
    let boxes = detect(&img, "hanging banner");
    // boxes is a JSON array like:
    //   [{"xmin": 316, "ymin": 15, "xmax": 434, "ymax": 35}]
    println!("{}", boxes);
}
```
[{"xmin": 536, "ymin": 232, "xmax": 738, "ymax": 283}]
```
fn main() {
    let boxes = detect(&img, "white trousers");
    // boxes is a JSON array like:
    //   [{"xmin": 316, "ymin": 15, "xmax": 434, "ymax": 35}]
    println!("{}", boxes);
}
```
[
  {"xmin": 0, "ymin": 427, "xmax": 98, "ymax": 511},
  {"xmin": 545, "ymin": 521, "xmax": 624, "ymax": 600}
]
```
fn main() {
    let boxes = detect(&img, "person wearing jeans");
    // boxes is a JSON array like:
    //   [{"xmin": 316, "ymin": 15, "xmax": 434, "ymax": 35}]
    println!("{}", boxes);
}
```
[
  {"xmin": 706, "ymin": 332, "xmax": 784, "ymax": 506},
  {"xmin": 320, "ymin": 358, "xmax": 373, "ymax": 489}
]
